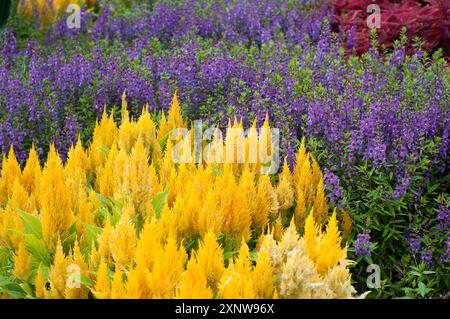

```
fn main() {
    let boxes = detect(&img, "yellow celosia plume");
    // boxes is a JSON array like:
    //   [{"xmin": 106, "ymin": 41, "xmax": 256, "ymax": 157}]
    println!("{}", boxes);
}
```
[
  {"xmin": 13, "ymin": 242, "xmax": 32, "ymax": 281},
  {"xmin": 0, "ymin": 93, "xmax": 357, "ymax": 299}
]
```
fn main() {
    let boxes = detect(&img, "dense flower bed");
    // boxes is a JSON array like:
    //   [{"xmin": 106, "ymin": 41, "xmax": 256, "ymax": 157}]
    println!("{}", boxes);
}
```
[
  {"xmin": 0, "ymin": 0, "xmax": 449, "ymax": 297},
  {"xmin": 0, "ymin": 95, "xmax": 356, "ymax": 299}
]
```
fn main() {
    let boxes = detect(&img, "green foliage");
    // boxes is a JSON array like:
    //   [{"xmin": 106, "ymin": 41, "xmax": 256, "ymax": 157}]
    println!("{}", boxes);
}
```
[{"xmin": 309, "ymin": 134, "xmax": 449, "ymax": 298}]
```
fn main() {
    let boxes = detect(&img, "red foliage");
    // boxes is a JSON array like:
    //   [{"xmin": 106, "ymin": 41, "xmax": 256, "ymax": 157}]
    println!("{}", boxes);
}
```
[{"xmin": 332, "ymin": 0, "xmax": 449, "ymax": 56}]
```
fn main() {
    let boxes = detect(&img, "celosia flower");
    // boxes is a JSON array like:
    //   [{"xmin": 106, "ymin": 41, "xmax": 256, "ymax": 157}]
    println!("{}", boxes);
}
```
[
  {"xmin": 0, "ymin": 93, "xmax": 357, "ymax": 299},
  {"xmin": 34, "ymin": 264, "xmax": 47, "ymax": 299},
  {"xmin": 13, "ymin": 242, "xmax": 32, "ymax": 281}
]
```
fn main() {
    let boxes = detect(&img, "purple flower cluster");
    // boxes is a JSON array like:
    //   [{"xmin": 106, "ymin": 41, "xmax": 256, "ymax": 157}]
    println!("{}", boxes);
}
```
[
  {"xmin": 443, "ymin": 235, "xmax": 450, "ymax": 263},
  {"xmin": 421, "ymin": 249, "xmax": 433, "ymax": 265},
  {"xmin": 324, "ymin": 170, "xmax": 343, "ymax": 207},
  {"xmin": 407, "ymin": 235, "xmax": 421, "ymax": 254},
  {"xmin": 1, "ymin": 1, "xmax": 448, "ymax": 180},
  {"xmin": 437, "ymin": 204, "xmax": 450, "ymax": 231},
  {"xmin": 0, "ymin": 0, "xmax": 447, "ymax": 297},
  {"xmin": 355, "ymin": 231, "xmax": 371, "ymax": 257}
]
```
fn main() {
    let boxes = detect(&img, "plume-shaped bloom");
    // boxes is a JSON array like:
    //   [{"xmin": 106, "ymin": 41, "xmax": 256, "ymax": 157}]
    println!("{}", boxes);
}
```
[
  {"xmin": 48, "ymin": 240, "xmax": 69, "ymax": 299},
  {"xmin": 0, "ymin": 93, "xmax": 356, "ymax": 299},
  {"xmin": 40, "ymin": 145, "xmax": 73, "ymax": 251},
  {"xmin": 34, "ymin": 263, "xmax": 47, "ymax": 299},
  {"xmin": 13, "ymin": 242, "xmax": 32, "ymax": 281},
  {"xmin": 92, "ymin": 260, "xmax": 110, "ymax": 299}
]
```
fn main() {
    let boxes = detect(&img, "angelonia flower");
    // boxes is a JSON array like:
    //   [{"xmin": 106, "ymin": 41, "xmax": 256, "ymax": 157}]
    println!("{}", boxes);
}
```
[
  {"xmin": 0, "ymin": 93, "xmax": 359, "ymax": 299},
  {"xmin": 443, "ymin": 235, "xmax": 450, "ymax": 263},
  {"xmin": 436, "ymin": 204, "xmax": 450, "ymax": 231},
  {"xmin": 354, "ymin": 231, "xmax": 371, "ymax": 257},
  {"xmin": 407, "ymin": 235, "xmax": 421, "ymax": 254},
  {"xmin": 421, "ymin": 249, "xmax": 433, "ymax": 265},
  {"xmin": 324, "ymin": 170, "xmax": 343, "ymax": 207}
]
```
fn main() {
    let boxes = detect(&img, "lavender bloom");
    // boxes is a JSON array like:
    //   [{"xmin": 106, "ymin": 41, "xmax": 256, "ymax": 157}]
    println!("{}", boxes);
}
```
[
  {"xmin": 355, "ymin": 231, "xmax": 372, "ymax": 257},
  {"xmin": 393, "ymin": 175, "xmax": 411, "ymax": 200},
  {"xmin": 0, "ymin": 0, "xmax": 447, "ymax": 203},
  {"xmin": 437, "ymin": 204, "xmax": 450, "ymax": 231},
  {"xmin": 421, "ymin": 249, "xmax": 433, "ymax": 265},
  {"xmin": 444, "ymin": 235, "xmax": 450, "ymax": 262},
  {"xmin": 324, "ymin": 170, "xmax": 343, "ymax": 207}
]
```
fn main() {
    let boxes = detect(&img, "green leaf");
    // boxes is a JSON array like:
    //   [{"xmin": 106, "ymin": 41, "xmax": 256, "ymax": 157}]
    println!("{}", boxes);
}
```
[
  {"xmin": 8, "ymin": 230, "xmax": 52, "ymax": 267},
  {"xmin": 82, "ymin": 223, "xmax": 103, "ymax": 248},
  {"xmin": 80, "ymin": 274, "xmax": 95, "ymax": 287},
  {"xmin": 223, "ymin": 250, "xmax": 237, "ymax": 261},
  {"xmin": 0, "ymin": 275, "xmax": 14, "ymax": 287},
  {"xmin": 159, "ymin": 132, "xmax": 169, "ymax": 150},
  {"xmin": 109, "ymin": 202, "xmax": 122, "ymax": 226},
  {"xmin": 25, "ymin": 234, "xmax": 52, "ymax": 267},
  {"xmin": 15, "ymin": 207, "xmax": 43, "ymax": 239},
  {"xmin": 2, "ymin": 283, "xmax": 26, "ymax": 299},
  {"xmin": 96, "ymin": 192, "xmax": 112, "ymax": 208},
  {"xmin": 62, "ymin": 232, "xmax": 77, "ymax": 254},
  {"xmin": 409, "ymin": 270, "xmax": 422, "ymax": 277},
  {"xmin": 95, "ymin": 193, "xmax": 122, "ymax": 226},
  {"xmin": 151, "ymin": 189, "xmax": 169, "ymax": 219},
  {"xmin": 249, "ymin": 250, "xmax": 258, "ymax": 262},
  {"xmin": 417, "ymin": 282, "xmax": 432, "ymax": 298},
  {"xmin": 19, "ymin": 282, "xmax": 34, "ymax": 298}
]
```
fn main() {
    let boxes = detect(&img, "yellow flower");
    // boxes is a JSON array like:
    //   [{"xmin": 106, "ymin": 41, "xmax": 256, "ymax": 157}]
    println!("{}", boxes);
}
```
[
  {"xmin": 218, "ymin": 241, "xmax": 255, "ymax": 299},
  {"xmin": 111, "ymin": 267, "xmax": 126, "ymax": 299},
  {"xmin": 340, "ymin": 210, "xmax": 352, "ymax": 239},
  {"xmin": 276, "ymin": 158, "xmax": 295, "ymax": 215},
  {"xmin": 48, "ymin": 240, "xmax": 69, "ymax": 299},
  {"xmin": 294, "ymin": 190, "xmax": 306, "ymax": 232},
  {"xmin": 18, "ymin": 1, "xmax": 96, "ymax": 27},
  {"xmin": 126, "ymin": 259, "xmax": 150, "ymax": 299},
  {"xmin": 40, "ymin": 145, "xmax": 73, "ymax": 251},
  {"xmin": 2, "ymin": 202, "xmax": 25, "ymax": 248},
  {"xmin": 89, "ymin": 109, "xmax": 118, "ymax": 172},
  {"xmin": 146, "ymin": 235, "xmax": 187, "ymax": 298},
  {"xmin": 0, "ymin": 147, "xmax": 21, "ymax": 205},
  {"xmin": 252, "ymin": 250, "xmax": 274, "ymax": 298},
  {"xmin": 197, "ymin": 188, "xmax": 221, "ymax": 236},
  {"xmin": 312, "ymin": 177, "xmax": 328, "ymax": 226},
  {"xmin": 92, "ymin": 260, "xmax": 110, "ymax": 299},
  {"xmin": 119, "ymin": 139, "xmax": 153, "ymax": 222},
  {"xmin": 304, "ymin": 211, "xmax": 319, "ymax": 263},
  {"xmin": 167, "ymin": 92, "xmax": 185, "ymax": 131},
  {"xmin": 65, "ymin": 240, "xmax": 89, "ymax": 299},
  {"xmin": 176, "ymin": 258, "xmax": 213, "ymax": 299},
  {"xmin": 0, "ymin": 92, "xmax": 357, "ymax": 299},
  {"xmin": 10, "ymin": 179, "xmax": 35, "ymax": 215},
  {"xmin": 35, "ymin": 263, "xmax": 47, "ymax": 299},
  {"xmin": 97, "ymin": 218, "xmax": 113, "ymax": 264},
  {"xmin": 13, "ymin": 242, "xmax": 32, "ymax": 281},
  {"xmin": 136, "ymin": 219, "xmax": 161, "ymax": 271},
  {"xmin": 196, "ymin": 232, "xmax": 225, "ymax": 292},
  {"xmin": 219, "ymin": 170, "xmax": 251, "ymax": 242},
  {"xmin": 110, "ymin": 204, "xmax": 137, "ymax": 269},
  {"xmin": 316, "ymin": 210, "xmax": 344, "ymax": 275},
  {"xmin": 21, "ymin": 144, "xmax": 41, "ymax": 195},
  {"xmin": 293, "ymin": 138, "xmax": 307, "ymax": 185}
]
